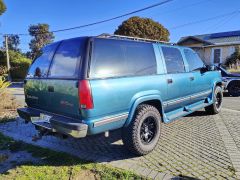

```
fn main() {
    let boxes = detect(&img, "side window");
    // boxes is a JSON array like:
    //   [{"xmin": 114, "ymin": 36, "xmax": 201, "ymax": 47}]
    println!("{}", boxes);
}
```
[
  {"xmin": 27, "ymin": 43, "xmax": 58, "ymax": 78},
  {"xmin": 89, "ymin": 39, "xmax": 156, "ymax": 78},
  {"xmin": 162, "ymin": 47, "xmax": 185, "ymax": 73},
  {"xmin": 184, "ymin": 49, "xmax": 204, "ymax": 71},
  {"xmin": 124, "ymin": 42, "xmax": 156, "ymax": 76},
  {"xmin": 48, "ymin": 38, "xmax": 85, "ymax": 78},
  {"xmin": 90, "ymin": 39, "xmax": 124, "ymax": 78}
]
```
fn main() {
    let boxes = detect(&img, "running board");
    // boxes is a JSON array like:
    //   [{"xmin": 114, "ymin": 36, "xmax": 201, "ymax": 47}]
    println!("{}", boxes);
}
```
[{"xmin": 165, "ymin": 101, "xmax": 211, "ymax": 123}]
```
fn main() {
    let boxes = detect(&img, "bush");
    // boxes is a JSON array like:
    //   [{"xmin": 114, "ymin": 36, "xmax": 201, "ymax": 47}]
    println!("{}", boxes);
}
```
[
  {"xmin": 0, "ymin": 66, "xmax": 7, "ymax": 76},
  {"xmin": 10, "ymin": 57, "xmax": 31, "ymax": 80},
  {"xmin": 0, "ymin": 76, "xmax": 19, "ymax": 118},
  {"xmin": 0, "ymin": 50, "xmax": 32, "ymax": 80}
]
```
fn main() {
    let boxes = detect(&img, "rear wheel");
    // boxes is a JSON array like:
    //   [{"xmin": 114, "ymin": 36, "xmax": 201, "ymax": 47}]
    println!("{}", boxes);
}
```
[
  {"xmin": 122, "ymin": 104, "xmax": 161, "ymax": 156},
  {"xmin": 205, "ymin": 86, "xmax": 223, "ymax": 114},
  {"xmin": 228, "ymin": 81, "xmax": 240, "ymax": 97}
]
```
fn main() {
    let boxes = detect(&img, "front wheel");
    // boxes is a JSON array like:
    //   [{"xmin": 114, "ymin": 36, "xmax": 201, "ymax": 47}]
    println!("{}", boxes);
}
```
[
  {"xmin": 122, "ymin": 104, "xmax": 161, "ymax": 156},
  {"xmin": 205, "ymin": 86, "xmax": 223, "ymax": 114}
]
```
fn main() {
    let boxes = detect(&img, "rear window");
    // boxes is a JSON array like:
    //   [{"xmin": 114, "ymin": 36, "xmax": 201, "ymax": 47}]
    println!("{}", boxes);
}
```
[
  {"xmin": 48, "ymin": 38, "xmax": 85, "ymax": 78},
  {"xmin": 89, "ymin": 38, "xmax": 156, "ymax": 78},
  {"xmin": 27, "ymin": 42, "xmax": 59, "ymax": 78},
  {"xmin": 162, "ymin": 47, "xmax": 185, "ymax": 74}
]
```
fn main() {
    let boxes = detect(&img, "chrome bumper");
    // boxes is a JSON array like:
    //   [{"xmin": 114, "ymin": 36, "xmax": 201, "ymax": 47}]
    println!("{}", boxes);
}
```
[{"xmin": 17, "ymin": 107, "xmax": 88, "ymax": 138}]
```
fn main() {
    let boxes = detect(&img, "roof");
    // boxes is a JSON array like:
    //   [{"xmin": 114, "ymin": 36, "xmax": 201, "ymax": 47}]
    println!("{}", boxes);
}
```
[{"xmin": 178, "ymin": 30, "xmax": 240, "ymax": 46}]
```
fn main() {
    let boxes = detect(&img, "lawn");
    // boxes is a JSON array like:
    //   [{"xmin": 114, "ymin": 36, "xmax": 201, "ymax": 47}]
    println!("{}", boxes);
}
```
[
  {"xmin": 0, "ymin": 133, "xmax": 143, "ymax": 180},
  {"xmin": 228, "ymin": 68, "xmax": 240, "ymax": 74}
]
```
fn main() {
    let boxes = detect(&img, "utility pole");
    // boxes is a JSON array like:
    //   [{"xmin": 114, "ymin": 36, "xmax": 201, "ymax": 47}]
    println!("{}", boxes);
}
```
[{"xmin": 4, "ymin": 35, "xmax": 11, "ymax": 81}]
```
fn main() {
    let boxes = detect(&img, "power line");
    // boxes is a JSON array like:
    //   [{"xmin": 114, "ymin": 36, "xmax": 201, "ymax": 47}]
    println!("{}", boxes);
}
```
[
  {"xmin": 1, "ymin": 0, "xmax": 174, "ymax": 36},
  {"xmin": 149, "ymin": 0, "xmax": 210, "ymax": 18},
  {"xmin": 205, "ymin": 12, "xmax": 239, "ymax": 33},
  {"xmin": 51, "ymin": 0, "xmax": 174, "ymax": 33},
  {"xmin": 169, "ymin": 9, "xmax": 240, "ymax": 30}
]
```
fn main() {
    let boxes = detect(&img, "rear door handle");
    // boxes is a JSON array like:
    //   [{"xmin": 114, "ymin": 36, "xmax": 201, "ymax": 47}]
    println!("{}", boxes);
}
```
[
  {"xmin": 190, "ymin": 77, "xmax": 194, "ymax": 81},
  {"xmin": 167, "ymin": 79, "xmax": 173, "ymax": 84},
  {"xmin": 48, "ymin": 86, "xmax": 54, "ymax": 92}
]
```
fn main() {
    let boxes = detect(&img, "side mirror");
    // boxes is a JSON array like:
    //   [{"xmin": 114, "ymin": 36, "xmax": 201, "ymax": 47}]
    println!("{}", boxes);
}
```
[{"xmin": 200, "ymin": 65, "xmax": 215, "ymax": 73}]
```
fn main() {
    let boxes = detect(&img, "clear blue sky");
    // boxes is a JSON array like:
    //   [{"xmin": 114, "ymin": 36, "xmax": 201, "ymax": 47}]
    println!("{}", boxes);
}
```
[{"xmin": 0, "ymin": 0, "xmax": 240, "ymax": 52}]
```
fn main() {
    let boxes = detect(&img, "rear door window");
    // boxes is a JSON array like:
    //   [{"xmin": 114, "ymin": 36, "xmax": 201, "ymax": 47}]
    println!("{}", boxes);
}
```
[
  {"xmin": 162, "ymin": 47, "xmax": 185, "ymax": 74},
  {"xmin": 90, "ymin": 38, "xmax": 156, "ymax": 78},
  {"xmin": 184, "ymin": 49, "xmax": 204, "ymax": 71},
  {"xmin": 27, "ymin": 42, "xmax": 59, "ymax": 78},
  {"xmin": 48, "ymin": 38, "xmax": 85, "ymax": 78}
]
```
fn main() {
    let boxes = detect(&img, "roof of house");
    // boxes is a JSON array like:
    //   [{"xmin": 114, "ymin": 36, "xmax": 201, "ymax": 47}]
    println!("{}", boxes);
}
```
[{"xmin": 178, "ymin": 30, "xmax": 240, "ymax": 46}]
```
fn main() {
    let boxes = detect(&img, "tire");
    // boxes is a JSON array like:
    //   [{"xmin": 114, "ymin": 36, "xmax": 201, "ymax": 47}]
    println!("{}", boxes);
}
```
[
  {"xmin": 228, "ymin": 81, "xmax": 240, "ymax": 97},
  {"xmin": 205, "ymin": 86, "xmax": 223, "ymax": 115},
  {"xmin": 122, "ymin": 104, "xmax": 161, "ymax": 156}
]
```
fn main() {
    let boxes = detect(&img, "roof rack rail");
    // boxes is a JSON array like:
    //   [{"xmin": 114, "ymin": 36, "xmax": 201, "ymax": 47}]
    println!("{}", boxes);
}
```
[{"xmin": 97, "ymin": 33, "xmax": 175, "ymax": 45}]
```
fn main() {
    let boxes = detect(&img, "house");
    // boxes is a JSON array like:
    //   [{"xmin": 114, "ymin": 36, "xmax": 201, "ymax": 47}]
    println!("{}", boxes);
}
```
[{"xmin": 177, "ymin": 30, "xmax": 240, "ymax": 65}]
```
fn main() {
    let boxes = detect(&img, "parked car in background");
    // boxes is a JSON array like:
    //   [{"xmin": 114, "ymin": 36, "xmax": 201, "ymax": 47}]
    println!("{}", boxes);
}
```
[
  {"xmin": 216, "ymin": 65, "xmax": 240, "ymax": 96},
  {"xmin": 17, "ymin": 34, "xmax": 223, "ymax": 155}
]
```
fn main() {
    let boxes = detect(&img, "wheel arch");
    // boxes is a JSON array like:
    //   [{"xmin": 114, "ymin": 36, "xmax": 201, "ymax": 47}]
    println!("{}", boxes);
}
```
[{"xmin": 124, "ymin": 95, "xmax": 165, "ymax": 127}]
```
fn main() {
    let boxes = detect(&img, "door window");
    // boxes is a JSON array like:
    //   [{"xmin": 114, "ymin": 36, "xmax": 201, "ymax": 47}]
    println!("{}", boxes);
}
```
[
  {"xmin": 162, "ymin": 47, "xmax": 185, "ymax": 73},
  {"xmin": 48, "ymin": 38, "xmax": 86, "ymax": 78},
  {"xmin": 184, "ymin": 49, "xmax": 204, "ymax": 71},
  {"xmin": 27, "ymin": 42, "xmax": 59, "ymax": 78}
]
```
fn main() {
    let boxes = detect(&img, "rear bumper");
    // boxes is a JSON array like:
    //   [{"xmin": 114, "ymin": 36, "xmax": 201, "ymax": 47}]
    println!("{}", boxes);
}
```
[{"xmin": 17, "ymin": 107, "xmax": 88, "ymax": 138}]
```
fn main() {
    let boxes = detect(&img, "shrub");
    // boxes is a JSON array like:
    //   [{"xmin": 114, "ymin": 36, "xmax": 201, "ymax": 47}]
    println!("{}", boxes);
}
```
[
  {"xmin": 0, "ymin": 66, "xmax": 7, "ymax": 76},
  {"xmin": 0, "ymin": 76, "xmax": 18, "ymax": 118},
  {"xmin": 0, "ymin": 76, "xmax": 10, "ymax": 93},
  {"xmin": 10, "ymin": 57, "xmax": 31, "ymax": 80},
  {"xmin": 0, "ymin": 50, "xmax": 32, "ymax": 80}
]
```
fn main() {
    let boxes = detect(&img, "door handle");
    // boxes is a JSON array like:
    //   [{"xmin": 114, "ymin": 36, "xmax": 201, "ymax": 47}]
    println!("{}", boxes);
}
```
[
  {"xmin": 167, "ymin": 79, "xmax": 173, "ymax": 84},
  {"xmin": 190, "ymin": 77, "xmax": 194, "ymax": 81},
  {"xmin": 48, "ymin": 86, "xmax": 54, "ymax": 92}
]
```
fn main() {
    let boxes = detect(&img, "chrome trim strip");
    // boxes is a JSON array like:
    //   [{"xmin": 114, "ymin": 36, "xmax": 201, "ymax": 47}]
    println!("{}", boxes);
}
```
[
  {"xmin": 94, "ymin": 113, "xmax": 129, "ymax": 127},
  {"xmin": 163, "ymin": 90, "xmax": 212, "ymax": 106},
  {"xmin": 191, "ymin": 90, "xmax": 212, "ymax": 99},
  {"xmin": 167, "ymin": 96, "xmax": 190, "ymax": 106}
]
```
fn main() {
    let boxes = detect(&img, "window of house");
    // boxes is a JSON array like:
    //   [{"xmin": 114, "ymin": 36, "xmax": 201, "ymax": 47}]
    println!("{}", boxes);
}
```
[
  {"xmin": 213, "ymin": 48, "xmax": 221, "ymax": 64},
  {"xmin": 184, "ymin": 49, "xmax": 204, "ymax": 71},
  {"xmin": 90, "ymin": 39, "xmax": 156, "ymax": 78},
  {"xmin": 161, "ymin": 47, "xmax": 185, "ymax": 74}
]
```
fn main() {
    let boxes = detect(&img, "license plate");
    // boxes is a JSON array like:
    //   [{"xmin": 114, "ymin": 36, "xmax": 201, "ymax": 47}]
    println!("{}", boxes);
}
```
[{"xmin": 39, "ymin": 113, "xmax": 52, "ymax": 123}]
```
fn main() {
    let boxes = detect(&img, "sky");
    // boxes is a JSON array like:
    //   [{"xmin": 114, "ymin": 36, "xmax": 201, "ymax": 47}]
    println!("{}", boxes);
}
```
[{"xmin": 0, "ymin": 0, "xmax": 240, "ymax": 52}]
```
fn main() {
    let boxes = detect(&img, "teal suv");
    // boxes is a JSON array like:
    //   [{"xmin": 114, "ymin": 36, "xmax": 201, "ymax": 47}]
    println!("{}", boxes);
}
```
[{"xmin": 18, "ymin": 34, "xmax": 223, "ymax": 155}]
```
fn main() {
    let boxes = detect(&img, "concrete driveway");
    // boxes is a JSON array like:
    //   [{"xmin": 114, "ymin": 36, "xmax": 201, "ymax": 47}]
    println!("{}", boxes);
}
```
[{"xmin": 1, "ymin": 83, "xmax": 240, "ymax": 179}]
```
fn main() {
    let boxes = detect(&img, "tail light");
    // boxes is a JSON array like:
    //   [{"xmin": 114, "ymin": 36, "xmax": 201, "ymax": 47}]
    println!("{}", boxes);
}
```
[{"xmin": 78, "ymin": 80, "xmax": 93, "ymax": 109}]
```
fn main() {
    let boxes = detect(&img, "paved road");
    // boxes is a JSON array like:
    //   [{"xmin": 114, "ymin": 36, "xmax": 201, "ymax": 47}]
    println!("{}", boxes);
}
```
[{"xmin": 1, "ymin": 84, "xmax": 240, "ymax": 179}]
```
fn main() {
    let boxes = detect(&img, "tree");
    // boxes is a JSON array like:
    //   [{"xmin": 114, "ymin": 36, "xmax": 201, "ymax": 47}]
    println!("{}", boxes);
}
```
[
  {"xmin": 225, "ymin": 46, "xmax": 240, "ymax": 68},
  {"xmin": 114, "ymin": 16, "xmax": 169, "ymax": 41},
  {"xmin": 0, "ymin": 0, "xmax": 6, "ymax": 16},
  {"xmin": 28, "ymin": 23, "xmax": 54, "ymax": 59},
  {"xmin": 3, "ymin": 35, "xmax": 20, "ymax": 51}
]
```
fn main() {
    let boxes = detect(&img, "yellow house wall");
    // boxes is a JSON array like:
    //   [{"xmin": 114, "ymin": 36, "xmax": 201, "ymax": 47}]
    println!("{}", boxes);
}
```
[{"xmin": 202, "ymin": 46, "xmax": 236, "ymax": 64}]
